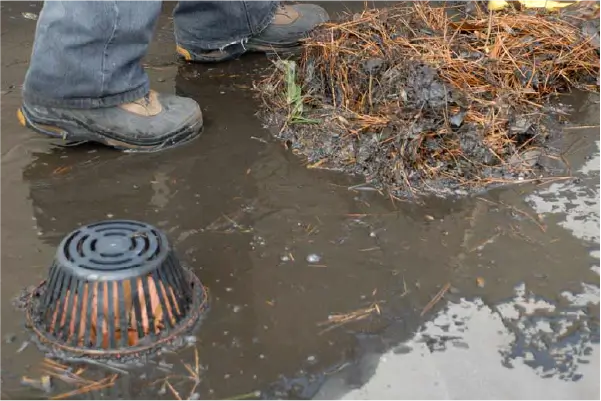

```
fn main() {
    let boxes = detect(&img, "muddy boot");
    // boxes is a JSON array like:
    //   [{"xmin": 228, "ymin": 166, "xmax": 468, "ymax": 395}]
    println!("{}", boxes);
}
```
[
  {"xmin": 176, "ymin": 4, "xmax": 329, "ymax": 63},
  {"xmin": 18, "ymin": 91, "xmax": 203, "ymax": 152}
]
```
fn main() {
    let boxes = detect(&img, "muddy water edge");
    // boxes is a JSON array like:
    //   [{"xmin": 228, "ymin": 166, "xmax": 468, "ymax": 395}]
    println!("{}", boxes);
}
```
[{"xmin": 1, "ymin": 2, "xmax": 599, "ymax": 400}]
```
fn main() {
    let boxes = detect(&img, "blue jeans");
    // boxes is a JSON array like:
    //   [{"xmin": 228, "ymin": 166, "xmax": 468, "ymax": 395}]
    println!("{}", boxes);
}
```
[{"xmin": 23, "ymin": 1, "xmax": 277, "ymax": 109}]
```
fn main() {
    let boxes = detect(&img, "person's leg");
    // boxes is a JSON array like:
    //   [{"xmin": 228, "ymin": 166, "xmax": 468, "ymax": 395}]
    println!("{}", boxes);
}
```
[
  {"xmin": 174, "ymin": 1, "xmax": 329, "ymax": 63},
  {"xmin": 19, "ymin": 1, "xmax": 203, "ymax": 152}
]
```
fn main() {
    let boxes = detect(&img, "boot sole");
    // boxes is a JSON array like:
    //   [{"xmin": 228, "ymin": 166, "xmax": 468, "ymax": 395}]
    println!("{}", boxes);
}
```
[
  {"xmin": 17, "ymin": 106, "xmax": 203, "ymax": 153},
  {"xmin": 177, "ymin": 43, "xmax": 302, "ymax": 63}
]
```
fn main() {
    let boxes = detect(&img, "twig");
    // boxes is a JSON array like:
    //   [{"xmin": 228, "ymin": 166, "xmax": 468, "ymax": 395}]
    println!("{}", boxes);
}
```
[
  {"xmin": 400, "ymin": 276, "xmax": 410, "ymax": 297},
  {"xmin": 420, "ymin": 282, "xmax": 451, "ymax": 316},
  {"xmin": 50, "ymin": 374, "xmax": 117, "ymax": 400},
  {"xmin": 166, "ymin": 380, "xmax": 182, "ymax": 401},
  {"xmin": 563, "ymin": 124, "xmax": 600, "ymax": 130},
  {"xmin": 228, "ymin": 391, "xmax": 261, "ymax": 400},
  {"xmin": 318, "ymin": 302, "xmax": 381, "ymax": 334},
  {"xmin": 74, "ymin": 359, "xmax": 129, "ymax": 375}
]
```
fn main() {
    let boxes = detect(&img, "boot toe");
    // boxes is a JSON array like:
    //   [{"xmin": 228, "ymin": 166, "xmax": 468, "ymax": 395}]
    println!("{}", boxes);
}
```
[
  {"xmin": 250, "ymin": 4, "xmax": 330, "ymax": 47},
  {"xmin": 154, "ymin": 94, "xmax": 203, "ymax": 138},
  {"xmin": 132, "ymin": 94, "xmax": 204, "ymax": 150},
  {"xmin": 293, "ymin": 4, "xmax": 330, "ymax": 28}
]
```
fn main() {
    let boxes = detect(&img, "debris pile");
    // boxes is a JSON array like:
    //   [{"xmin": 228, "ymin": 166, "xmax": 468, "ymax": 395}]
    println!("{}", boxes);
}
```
[{"xmin": 257, "ymin": 2, "xmax": 599, "ymax": 198}]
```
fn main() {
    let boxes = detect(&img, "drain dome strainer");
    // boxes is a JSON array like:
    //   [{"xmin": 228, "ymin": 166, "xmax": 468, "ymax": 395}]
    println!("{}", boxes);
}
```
[{"xmin": 26, "ymin": 220, "xmax": 208, "ymax": 358}]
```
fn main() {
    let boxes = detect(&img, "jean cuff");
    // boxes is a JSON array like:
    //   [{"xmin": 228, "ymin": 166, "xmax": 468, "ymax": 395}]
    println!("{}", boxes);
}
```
[
  {"xmin": 22, "ymin": 81, "xmax": 150, "ymax": 109},
  {"xmin": 251, "ymin": 1, "xmax": 280, "ymax": 36}
]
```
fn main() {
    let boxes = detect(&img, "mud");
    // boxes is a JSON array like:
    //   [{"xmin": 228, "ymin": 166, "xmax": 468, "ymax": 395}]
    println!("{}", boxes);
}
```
[{"xmin": 1, "ymin": 2, "xmax": 599, "ymax": 400}]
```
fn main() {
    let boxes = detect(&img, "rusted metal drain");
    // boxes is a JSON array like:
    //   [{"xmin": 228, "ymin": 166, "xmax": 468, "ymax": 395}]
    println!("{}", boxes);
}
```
[{"xmin": 25, "ymin": 220, "xmax": 208, "ymax": 359}]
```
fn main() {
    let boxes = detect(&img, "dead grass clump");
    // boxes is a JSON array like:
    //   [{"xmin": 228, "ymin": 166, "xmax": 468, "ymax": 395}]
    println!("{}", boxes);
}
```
[{"xmin": 257, "ymin": 2, "xmax": 599, "ymax": 198}]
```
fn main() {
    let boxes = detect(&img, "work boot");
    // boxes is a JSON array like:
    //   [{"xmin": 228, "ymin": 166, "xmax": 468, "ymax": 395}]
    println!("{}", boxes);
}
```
[
  {"xmin": 176, "ymin": 4, "xmax": 329, "ymax": 63},
  {"xmin": 17, "ymin": 91, "xmax": 203, "ymax": 152}
]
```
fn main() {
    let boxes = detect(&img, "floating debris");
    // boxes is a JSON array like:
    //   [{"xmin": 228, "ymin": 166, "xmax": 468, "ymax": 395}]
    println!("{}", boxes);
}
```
[
  {"xmin": 16, "ymin": 341, "xmax": 29, "ymax": 353},
  {"xmin": 153, "ymin": 347, "xmax": 202, "ymax": 400},
  {"xmin": 21, "ymin": 375, "xmax": 52, "ymax": 393},
  {"xmin": 257, "ymin": 2, "xmax": 599, "ymax": 199},
  {"xmin": 318, "ymin": 302, "xmax": 382, "ymax": 334},
  {"xmin": 22, "ymin": 12, "xmax": 38, "ymax": 20},
  {"xmin": 37, "ymin": 358, "xmax": 120, "ymax": 399},
  {"xmin": 4, "ymin": 333, "xmax": 16, "ymax": 344}
]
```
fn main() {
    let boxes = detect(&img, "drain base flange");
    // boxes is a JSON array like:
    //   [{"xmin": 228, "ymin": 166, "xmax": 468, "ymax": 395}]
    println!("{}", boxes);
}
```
[{"xmin": 26, "ymin": 268, "xmax": 209, "ymax": 361}]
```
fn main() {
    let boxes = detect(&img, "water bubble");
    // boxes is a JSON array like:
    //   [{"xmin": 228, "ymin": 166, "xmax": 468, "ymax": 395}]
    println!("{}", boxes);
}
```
[
  {"xmin": 307, "ymin": 355, "xmax": 316, "ymax": 363},
  {"xmin": 184, "ymin": 335, "xmax": 197, "ymax": 345},
  {"xmin": 251, "ymin": 235, "xmax": 266, "ymax": 247},
  {"xmin": 280, "ymin": 254, "xmax": 290, "ymax": 262},
  {"xmin": 233, "ymin": 305, "xmax": 242, "ymax": 313},
  {"xmin": 306, "ymin": 253, "xmax": 321, "ymax": 263}
]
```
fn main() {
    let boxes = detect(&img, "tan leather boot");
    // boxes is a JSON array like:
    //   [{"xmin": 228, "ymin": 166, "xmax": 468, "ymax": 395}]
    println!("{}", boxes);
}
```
[{"xmin": 18, "ymin": 90, "xmax": 203, "ymax": 152}]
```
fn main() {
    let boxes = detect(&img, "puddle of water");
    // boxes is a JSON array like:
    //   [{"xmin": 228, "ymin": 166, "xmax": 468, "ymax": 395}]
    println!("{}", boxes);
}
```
[
  {"xmin": 1, "ymin": 2, "xmax": 599, "ymax": 400},
  {"xmin": 317, "ymin": 94, "xmax": 601, "ymax": 400},
  {"xmin": 318, "ymin": 296, "xmax": 600, "ymax": 400}
]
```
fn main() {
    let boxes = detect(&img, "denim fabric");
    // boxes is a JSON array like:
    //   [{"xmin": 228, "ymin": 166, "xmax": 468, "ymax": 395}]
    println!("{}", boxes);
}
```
[
  {"xmin": 174, "ymin": 1, "xmax": 277, "ymax": 50},
  {"xmin": 23, "ymin": 1, "xmax": 277, "ymax": 109}
]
